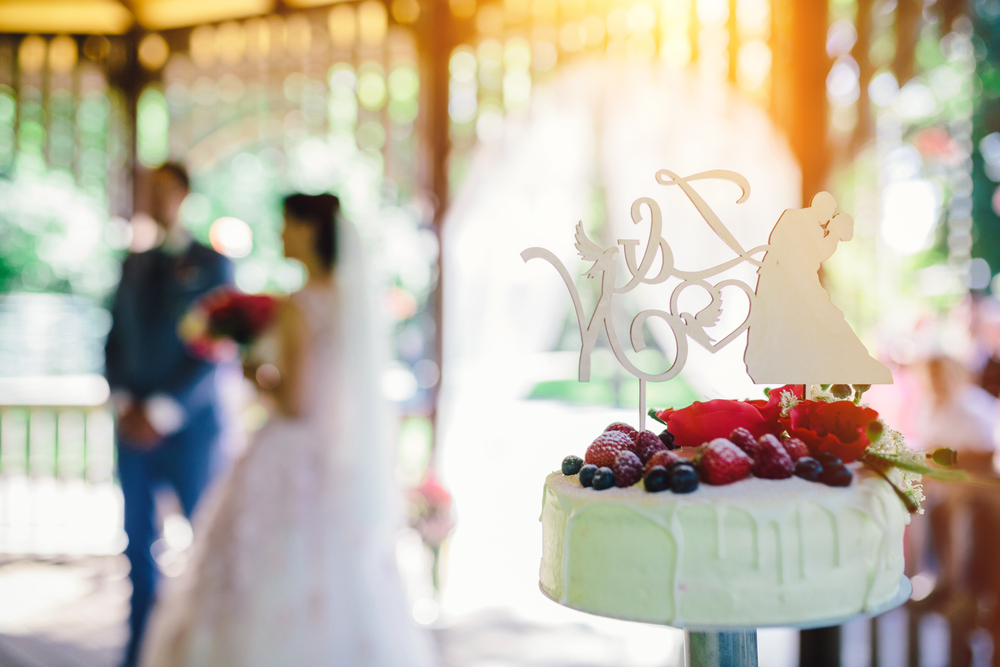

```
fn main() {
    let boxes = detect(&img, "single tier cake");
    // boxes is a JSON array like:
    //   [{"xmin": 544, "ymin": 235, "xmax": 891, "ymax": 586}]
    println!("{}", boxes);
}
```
[{"xmin": 539, "ymin": 465, "xmax": 909, "ymax": 627}]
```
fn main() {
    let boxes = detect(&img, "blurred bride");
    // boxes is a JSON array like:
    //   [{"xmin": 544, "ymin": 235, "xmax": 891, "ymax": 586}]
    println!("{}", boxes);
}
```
[{"xmin": 140, "ymin": 194, "xmax": 438, "ymax": 667}]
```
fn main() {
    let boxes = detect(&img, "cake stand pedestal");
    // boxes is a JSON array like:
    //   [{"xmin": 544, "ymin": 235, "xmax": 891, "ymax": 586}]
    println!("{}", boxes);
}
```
[
  {"xmin": 685, "ymin": 630, "xmax": 757, "ymax": 667},
  {"xmin": 677, "ymin": 577, "xmax": 912, "ymax": 667},
  {"xmin": 542, "ymin": 577, "xmax": 911, "ymax": 667}
]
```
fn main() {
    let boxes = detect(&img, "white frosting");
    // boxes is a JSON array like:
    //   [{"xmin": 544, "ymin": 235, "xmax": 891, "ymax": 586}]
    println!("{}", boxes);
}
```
[{"xmin": 539, "ymin": 466, "xmax": 909, "ymax": 627}]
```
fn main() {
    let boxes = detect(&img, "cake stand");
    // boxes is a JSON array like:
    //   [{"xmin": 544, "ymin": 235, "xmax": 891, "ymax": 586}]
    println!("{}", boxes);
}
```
[{"xmin": 541, "ymin": 576, "xmax": 911, "ymax": 667}]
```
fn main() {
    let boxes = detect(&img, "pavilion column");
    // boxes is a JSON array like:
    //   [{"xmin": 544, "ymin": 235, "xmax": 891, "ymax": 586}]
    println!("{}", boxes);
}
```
[
  {"xmin": 418, "ymin": 0, "xmax": 457, "ymax": 459},
  {"xmin": 770, "ymin": 0, "xmax": 830, "ymax": 202}
]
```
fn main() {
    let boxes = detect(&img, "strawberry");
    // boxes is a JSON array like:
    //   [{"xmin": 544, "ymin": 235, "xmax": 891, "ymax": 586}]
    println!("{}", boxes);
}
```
[
  {"xmin": 644, "ymin": 449, "xmax": 682, "ymax": 474},
  {"xmin": 605, "ymin": 422, "xmax": 639, "ymax": 443},
  {"xmin": 613, "ymin": 450, "xmax": 644, "ymax": 487},
  {"xmin": 729, "ymin": 427, "xmax": 758, "ymax": 460},
  {"xmin": 633, "ymin": 430, "xmax": 666, "ymax": 463},
  {"xmin": 586, "ymin": 431, "xmax": 634, "ymax": 467},
  {"xmin": 753, "ymin": 434, "xmax": 794, "ymax": 479},
  {"xmin": 698, "ymin": 438, "xmax": 753, "ymax": 485},
  {"xmin": 781, "ymin": 437, "xmax": 809, "ymax": 462}
]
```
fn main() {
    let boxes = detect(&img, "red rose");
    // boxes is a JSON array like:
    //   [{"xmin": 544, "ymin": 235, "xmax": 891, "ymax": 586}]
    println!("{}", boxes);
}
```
[
  {"xmin": 784, "ymin": 400, "xmax": 879, "ymax": 463},
  {"xmin": 657, "ymin": 399, "xmax": 768, "ymax": 449}
]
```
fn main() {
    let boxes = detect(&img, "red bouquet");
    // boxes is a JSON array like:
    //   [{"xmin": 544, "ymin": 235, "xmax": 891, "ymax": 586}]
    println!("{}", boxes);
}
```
[{"xmin": 179, "ymin": 287, "xmax": 278, "ymax": 362}]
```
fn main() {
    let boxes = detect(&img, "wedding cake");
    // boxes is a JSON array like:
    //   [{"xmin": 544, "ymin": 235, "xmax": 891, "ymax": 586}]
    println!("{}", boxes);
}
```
[
  {"xmin": 539, "ymin": 412, "xmax": 910, "ymax": 627},
  {"xmin": 526, "ymin": 171, "xmax": 936, "ymax": 628}
]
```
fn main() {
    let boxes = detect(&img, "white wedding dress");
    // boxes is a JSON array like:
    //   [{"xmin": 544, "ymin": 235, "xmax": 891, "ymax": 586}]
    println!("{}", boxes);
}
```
[{"xmin": 140, "ymin": 230, "xmax": 438, "ymax": 667}]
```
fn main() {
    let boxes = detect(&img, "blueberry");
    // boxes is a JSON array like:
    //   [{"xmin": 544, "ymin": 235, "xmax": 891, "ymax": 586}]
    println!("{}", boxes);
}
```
[
  {"xmin": 562, "ymin": 455, "xmax": 584, "ymax": 476},
  {"xmin": 579, "ymin": 464, "xmax": 598, "ymax": 487},
  {"xmin": 592, "ymin": 467, "xmax": 616, "ymax": 490},
  {"xmin": 659, "ymin": 429, "xmax": 678, "ymax": 450},
  {"xmin": 671, "ymin": 465, "xmax": 699, "ymax": 493},
  {"xmin": 794, "ymin": 457, "xmax": 823, "ymax": 482},
  {"xmin": 814, "ymin": 452, "xmax": 842, "ymax": 468},
  {"xmin": 668, "ymin": 459, "xmax": 693, "ymax": 472},
  {"xmin": 820, "ymin": 465, "xmax": 853, "ymax": 487},
  {"xmin": 644, "ymin": 466, "xmax": 671, "ymax": 493}
]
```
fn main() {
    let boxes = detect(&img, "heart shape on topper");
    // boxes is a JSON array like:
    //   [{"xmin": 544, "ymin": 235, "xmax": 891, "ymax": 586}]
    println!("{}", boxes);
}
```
[{"xmin": 675, "ymin": 279, "xmax": 755, "ymax": 354}]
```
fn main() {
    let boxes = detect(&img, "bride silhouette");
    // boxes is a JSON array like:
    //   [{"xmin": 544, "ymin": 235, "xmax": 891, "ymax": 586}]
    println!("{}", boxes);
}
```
[
  {"xmin": 139, "ymin": 195, "xmax": 438, "ymax": 667},
  {"xmin": 744, "ymin": 192, "xmax": 892, "ymax": 385}
]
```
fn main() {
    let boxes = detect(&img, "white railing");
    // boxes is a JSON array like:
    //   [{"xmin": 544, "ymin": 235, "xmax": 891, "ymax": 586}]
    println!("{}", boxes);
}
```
[{"xmin": 0, "ymin": 375, "xmax": 124, "ymax": 557}]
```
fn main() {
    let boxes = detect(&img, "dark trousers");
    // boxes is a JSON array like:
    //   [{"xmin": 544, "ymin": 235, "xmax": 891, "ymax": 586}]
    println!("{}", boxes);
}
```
[{"xmin": 117, "ymin": 423, "xmax": 220, "ymax": 667}]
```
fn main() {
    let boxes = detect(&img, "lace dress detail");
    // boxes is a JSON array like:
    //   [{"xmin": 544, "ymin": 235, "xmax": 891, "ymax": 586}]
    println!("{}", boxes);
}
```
[{"xmin": 140, "ymin": 285, "xmax": 437, "ymax": 667}]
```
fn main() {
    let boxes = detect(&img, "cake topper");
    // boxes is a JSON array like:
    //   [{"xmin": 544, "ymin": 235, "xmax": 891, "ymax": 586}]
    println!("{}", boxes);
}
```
[{"xmin": 522, "ymin": 169, "xmax": 892, "ymax": 430}]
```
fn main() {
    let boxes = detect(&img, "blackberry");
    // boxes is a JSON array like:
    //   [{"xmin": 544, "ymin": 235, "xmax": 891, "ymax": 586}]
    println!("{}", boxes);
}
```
[
  {"xmin": 579, "ymin": 464, "xmax": 598, "ymax": 488},
  {"xmin": 793, "ymin": 457, "xmax": 822, "ymax": 482},
  {"xmin": 814, "ymin": 452, "xmax": 842, "ymax": 468},
  {"xmin": 643, "ymin": 466, "xmax": 670, "ymax": 493},
  {"xmin": 658, "ymin": 429, "xmax": 677, "ymax": 450},
  {"xmin": 820, "ymin": 465, "xmax": 853, "ymax": 487},
  {"xmin": 592, "ymin": 467, "xmax": 616, "ymax": 490},
  {"xmin": 562, "ymin": 455, "xmax": 584, "ymax": 476}
]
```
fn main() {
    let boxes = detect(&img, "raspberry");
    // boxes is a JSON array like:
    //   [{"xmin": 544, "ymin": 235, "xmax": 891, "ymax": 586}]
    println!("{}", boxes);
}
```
[
  {"xmin": 644, "ymin": 449, "xmax": 681, "ymax": 474},
  {"xmin": 585, "ymin": 431, "xmax": 634, "ymax": 467},
  {"xmin": 753, "ymin": 434, "xmax": 794, "ymax": 479},
  {"xmin": 633, "ymin": 430, "xmax": 666, "ymax": 463},
  {"xmin": 613, "ymin": 450, "xmax": 643, "ymax": 487},
  {"xmin": 781, "ymin": 437, "xmax": 809, "ymax": 462},
  {"xmin": 604, "ymin": 422, "xmax": 639, "ymax": 442},
  {"xmin": 698, "ymin": 438, "xmax": 753, "ymax": 485},
  {"xmin": 729, "ymin": 427, "xmax": 758, "ymax": 459}
]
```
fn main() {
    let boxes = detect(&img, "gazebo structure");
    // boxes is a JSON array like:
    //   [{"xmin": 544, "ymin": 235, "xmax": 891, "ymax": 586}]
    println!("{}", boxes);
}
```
[{"xmin": 0, "ymin": 1, "xmax": 997, "ymax": 665}]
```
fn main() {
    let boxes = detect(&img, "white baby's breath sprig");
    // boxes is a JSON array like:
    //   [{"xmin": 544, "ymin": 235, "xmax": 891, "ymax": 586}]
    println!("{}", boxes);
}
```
[
  {"xmin": 808, "ymin": 385, "xmax": 836, "ymax": 402},
  {"xmin": 778, "ymin": 389, "xmax": 801, "ymax": 418}
]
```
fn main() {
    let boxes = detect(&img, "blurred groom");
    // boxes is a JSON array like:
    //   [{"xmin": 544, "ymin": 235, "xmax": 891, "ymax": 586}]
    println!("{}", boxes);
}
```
[{"xmin": 105, "ymin": 163, "xmax": 233, "ymax": 667}]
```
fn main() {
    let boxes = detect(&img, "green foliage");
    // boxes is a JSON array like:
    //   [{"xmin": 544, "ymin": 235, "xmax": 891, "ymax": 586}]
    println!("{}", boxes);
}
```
[{"xmin": 0, "ymin": 170, "xmax": 122, "ymax": 299}]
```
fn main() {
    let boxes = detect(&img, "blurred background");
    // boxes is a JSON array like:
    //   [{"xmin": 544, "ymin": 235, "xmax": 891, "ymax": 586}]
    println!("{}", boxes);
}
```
[{"xmin": 0, "ymin": 0, "xmax": 998, "ymax": 665}]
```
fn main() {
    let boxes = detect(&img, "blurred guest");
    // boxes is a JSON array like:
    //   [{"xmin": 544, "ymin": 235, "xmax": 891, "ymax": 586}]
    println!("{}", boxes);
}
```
[
  {"xmin": 968, "ymin": 296, "xmax": 1000, "ymax": 397},
  {"xmin": 919, "ymin": 354, "xmax": 1000, "ymax": 665},
  {"xmin": 104, "ymin": 163, "xmax": 233, "ymax": 667},
  {"xmin": 922, "ymin": 354, "xmax": 997, "ymax": 475}
]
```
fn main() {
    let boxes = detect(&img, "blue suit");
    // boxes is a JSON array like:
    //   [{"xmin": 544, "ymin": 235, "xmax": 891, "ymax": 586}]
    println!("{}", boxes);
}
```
[{"xmin": 104, "ymin": 241, "xmax": 232, "ymax": 666}]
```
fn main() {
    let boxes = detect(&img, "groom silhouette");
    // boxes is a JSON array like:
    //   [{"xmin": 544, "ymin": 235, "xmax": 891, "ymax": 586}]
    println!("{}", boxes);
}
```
[{"xmin": 105, "ymin": 163, "xmax": 232, "ymax": 667}]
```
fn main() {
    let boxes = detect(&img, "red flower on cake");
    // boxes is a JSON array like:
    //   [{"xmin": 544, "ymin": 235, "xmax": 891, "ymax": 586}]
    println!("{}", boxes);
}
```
[
  {"xmin": 654, "ymin": 384, "xmax": 804, "ymax": 449},
  {"xmin": 747, "ymin": 384, "xmax": 804, "ymax": 427},
  {"xmin": 656, "ymin": 400, "xmax": 767, "ymax": 449},
  {"xmin": 784, "ymin": 400, "xmax": 879, "ymax": 463}
]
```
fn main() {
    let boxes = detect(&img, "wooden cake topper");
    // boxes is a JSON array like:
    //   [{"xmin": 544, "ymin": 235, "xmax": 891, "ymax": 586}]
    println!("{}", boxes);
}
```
[{"xmin": 522, "ymin": 170, "xmax": 892, "ymax": 430}]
